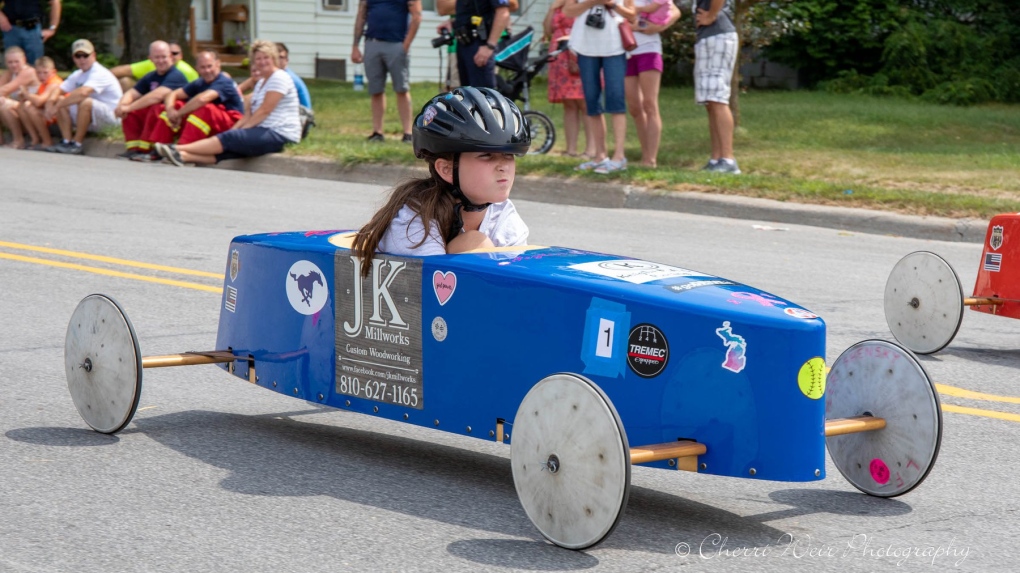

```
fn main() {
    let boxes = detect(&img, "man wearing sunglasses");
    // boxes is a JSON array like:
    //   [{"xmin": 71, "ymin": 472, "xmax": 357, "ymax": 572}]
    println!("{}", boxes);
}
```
[
  {"xmin": 0, "ymin": 0, "xmax": 61, "ymax": 66},
  {"xmin": 111, "ymin": 41, "xmax": 198, "ymax": 92},
  {"xmin": 114, "ymin": 40, "xmax": 188, "ymax": 159},
  {"xmin": 44, "ymin": 38, "xmax": 122, "ymax": 154}
]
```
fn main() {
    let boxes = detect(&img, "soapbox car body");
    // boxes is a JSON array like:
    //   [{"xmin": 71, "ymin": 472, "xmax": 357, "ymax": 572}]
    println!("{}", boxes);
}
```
[
  {"xmin": 65, "ymin": 231, "xmax": 943, "ymax": 549},
  {"xmin": 885, "ymin": 213, "xmax": 1020, "ymax": 354}
]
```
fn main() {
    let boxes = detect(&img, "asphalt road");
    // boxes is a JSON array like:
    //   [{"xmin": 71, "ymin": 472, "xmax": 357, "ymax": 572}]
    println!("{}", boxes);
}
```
[{"xmin": 1, "ymin": 150, "xmax": 1018, "ymax": 572}]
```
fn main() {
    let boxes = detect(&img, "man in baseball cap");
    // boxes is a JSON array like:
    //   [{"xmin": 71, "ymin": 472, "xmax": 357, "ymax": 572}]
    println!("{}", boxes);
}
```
[
  {"xmin": 44, "ymin": 38, "xmax": 123, "ymax": 154},
  {"xmin": 70, "ymin": 38, "xmax": 93, "ymax": 54}
]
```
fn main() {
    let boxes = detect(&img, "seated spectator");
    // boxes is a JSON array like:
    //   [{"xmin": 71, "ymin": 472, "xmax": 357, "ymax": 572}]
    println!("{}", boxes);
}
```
[
  {"xmin": 45, "ymin": 39, "xmax": 123, "ymax": 155},
  {"xmin": 275, "ymin": 43, "xmax": 310, "ymax": 109},
  {"xmin": 276, "ymin": 42, "xmax": 315, "ymax": 139},
  {"xmin": 17, "ymin": 56, "xmax": 63, "ymax": 149},
  {"xmin": 111, "ymin": 42, "xmax": 198, "ymax": 92},
  {"xmin": 115, "ymin": 40, "xmax": 188, "ymax": 159},
  {"xmin": 155, "ymin": 40, "xmax": 300, "ymax": 166},
  {"xmin": 131, "ymin": 50, "xmax": 244, "ymax": 162},
  {"xmin": 237, "ymin": 42, "xmax": 313, "ymax": 139},
  {"xmin": 0, "ymin": 46, "xmax": 39, "ymax": 148}
]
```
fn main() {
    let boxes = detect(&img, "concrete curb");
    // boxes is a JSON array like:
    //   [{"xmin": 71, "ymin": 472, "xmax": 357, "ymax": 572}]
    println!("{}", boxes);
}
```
[{"xmin": 84, "ymin": 139, "xmax": 988, "ymax": 243}]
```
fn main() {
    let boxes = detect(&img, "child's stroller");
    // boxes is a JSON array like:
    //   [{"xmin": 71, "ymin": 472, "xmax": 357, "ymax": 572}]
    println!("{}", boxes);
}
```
[{"xmin": 495, "ymin": 26, "xmax": 568, "ymax": 154}]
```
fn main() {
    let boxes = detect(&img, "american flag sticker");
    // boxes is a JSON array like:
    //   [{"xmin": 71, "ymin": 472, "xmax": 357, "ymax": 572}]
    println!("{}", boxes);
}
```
[
  {"xmin": 984, "ymin": 252, "xmax": 1002, "ymax": 272},
  {"xmin": 226, "ymin": 286, "xmax": 238, "ymax": 312}
]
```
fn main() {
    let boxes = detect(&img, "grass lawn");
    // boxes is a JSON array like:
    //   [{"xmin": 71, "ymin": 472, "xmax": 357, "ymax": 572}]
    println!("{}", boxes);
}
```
[
  {"xmin": 91, "ymin": 71, "xmax": 1017, "ymax": 219},
  {"xmin": 292, "ymin": 78, "xmax": 1020, "ymax": 219}
]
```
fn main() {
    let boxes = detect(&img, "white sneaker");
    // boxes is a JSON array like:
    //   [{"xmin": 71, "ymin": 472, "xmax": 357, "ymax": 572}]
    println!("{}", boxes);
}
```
[
  {"xmin": 593, "ymin": 159, "xmax": 627, "ymax": 174},
  {"xmin": 715, "ymin": 159, "xmax": 741, "ymax": 174},
  {"xmin": 576, "ymin": 158, "xmax": 608, "ymax": 171}
]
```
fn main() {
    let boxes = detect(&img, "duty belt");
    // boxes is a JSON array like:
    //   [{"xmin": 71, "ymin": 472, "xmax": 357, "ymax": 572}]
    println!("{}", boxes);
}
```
[{"xmin": 454, "ymin": 27, "xmax": 478, "ymax": 45}]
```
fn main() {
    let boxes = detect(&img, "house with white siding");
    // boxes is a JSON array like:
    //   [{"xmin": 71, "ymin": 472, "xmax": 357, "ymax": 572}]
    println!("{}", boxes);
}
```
[{"xmin": 192, "ymin": 0, "xmax": 553, "ymax": 83}]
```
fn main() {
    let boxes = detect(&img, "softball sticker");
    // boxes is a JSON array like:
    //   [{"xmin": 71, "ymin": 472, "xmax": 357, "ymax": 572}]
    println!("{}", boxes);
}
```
[
  {"xmin": 797, "ymin": 357, "xmax": 826, "ymax": 399},
  {"xmin": 870, "ymin": 458, "xmax": 891, "ymax": 485}
]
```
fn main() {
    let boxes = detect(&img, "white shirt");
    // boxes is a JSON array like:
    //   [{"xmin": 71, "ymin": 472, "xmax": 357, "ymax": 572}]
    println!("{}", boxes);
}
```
[
  {"xmin": 60, "ymin": 62, "xmax": 123, "ymax": 109},
  {"xmin": 569, "ymin": 6, "xmax": 625, "ymax": 57},
  {"xmin": 251, "ymin": 69, "xmax": 301, "ymax": 142},
  {"xmin": 378, "ymin": 200, "xmax": 529, "ymax": 256}
]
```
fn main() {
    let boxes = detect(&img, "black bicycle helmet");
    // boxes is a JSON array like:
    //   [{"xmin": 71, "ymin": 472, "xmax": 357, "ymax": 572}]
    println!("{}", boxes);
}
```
[{"xmin": 413, "ymin": 87, "xmax": 531, "ymax": 158}]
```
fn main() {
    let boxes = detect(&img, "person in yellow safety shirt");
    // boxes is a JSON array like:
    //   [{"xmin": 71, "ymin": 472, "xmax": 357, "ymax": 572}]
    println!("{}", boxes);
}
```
[{"xmin": 111, "ymin": 41, "xmax": 198, "ymax": 92}]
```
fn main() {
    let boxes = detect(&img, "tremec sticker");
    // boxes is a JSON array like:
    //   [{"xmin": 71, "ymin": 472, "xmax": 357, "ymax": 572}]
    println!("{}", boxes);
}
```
[
  {"xmin": 627, "ymin": 323, "xmax": 669, "ymax": 378},
  {"xmin": 335, "ymin": 254, "xmax": 424, "ymax": 409}
]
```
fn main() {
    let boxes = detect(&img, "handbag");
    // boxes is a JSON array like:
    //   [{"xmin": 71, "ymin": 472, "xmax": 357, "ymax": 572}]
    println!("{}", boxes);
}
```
[
  {"xmin": 617, "ymin": 15, "xmax": 638, "ymax": 52},
  {"xmin": 567, "ymin": 50, "xmax": 581, "ymax": 76}
]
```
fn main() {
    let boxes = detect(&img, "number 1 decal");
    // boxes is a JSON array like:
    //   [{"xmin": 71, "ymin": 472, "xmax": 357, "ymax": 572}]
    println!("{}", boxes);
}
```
[
  {"xmin": 581, "ymin": 298, "xmax": 630, "ymax": 378},
  {"xmin": 596, "ymin": 318, "xmax": 615, "ymax": 358}
]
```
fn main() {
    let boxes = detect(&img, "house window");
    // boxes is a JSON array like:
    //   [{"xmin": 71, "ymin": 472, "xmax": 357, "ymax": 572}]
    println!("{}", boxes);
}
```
[{"xmin": 323, "ymin": 0, "xmax": 347, "ymax": 11}]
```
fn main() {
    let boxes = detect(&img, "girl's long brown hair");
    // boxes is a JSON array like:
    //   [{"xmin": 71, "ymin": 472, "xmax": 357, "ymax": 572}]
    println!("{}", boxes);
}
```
[{"xmin": 351, "ymin": 153, "xmax": 458, "ymax": 277}]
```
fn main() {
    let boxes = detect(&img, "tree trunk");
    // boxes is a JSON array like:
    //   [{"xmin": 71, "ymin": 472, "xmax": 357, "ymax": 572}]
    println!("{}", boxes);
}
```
[{"xmin": 119, "ymin": 0, "xmax": 193, "ymax": 62}]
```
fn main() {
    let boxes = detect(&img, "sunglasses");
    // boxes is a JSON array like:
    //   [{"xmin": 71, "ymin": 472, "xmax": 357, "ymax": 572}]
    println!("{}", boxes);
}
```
[
  {"xmin": 170, "ymin": 51, "xmax": 181, "ymax": 56},
  {"xmin": 73, "ymin": 52, "xmax": 91, "ymax": 59}
]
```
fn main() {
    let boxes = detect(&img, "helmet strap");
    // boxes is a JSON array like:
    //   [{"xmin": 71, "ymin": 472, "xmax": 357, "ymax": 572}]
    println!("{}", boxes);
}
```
[{"xmin": 445, "ymin": 154, "xmax": 491, "ymax": 243}]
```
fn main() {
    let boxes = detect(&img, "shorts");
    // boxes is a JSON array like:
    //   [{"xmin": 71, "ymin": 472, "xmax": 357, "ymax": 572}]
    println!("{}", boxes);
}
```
[
  {"xmin": 625, "ymin": 52, "xmax": 663, "ymax": 77},
  {"xmin": 215, "ymin": 126, "xmax": 289, "ymax": 162},
  {"xmin": 364, "ymin": 39, "xmax": 410, "ymax": 95},
  {"xmin": 694, "ymin": 32, "xmax": 738, "ymax": 105},
  {"xmin": 69, "ymin": 99, "xmax": 120, "ymax": 132}
]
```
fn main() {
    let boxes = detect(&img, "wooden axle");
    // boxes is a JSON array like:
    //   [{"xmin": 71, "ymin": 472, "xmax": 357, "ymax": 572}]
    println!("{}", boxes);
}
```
[
  {"xmin": 824, "ymin": 415, "xmax": 887, "ymax": 437},
  {"xmin": 630, "ymin": 416, "xmax": 887, "ymax": 469},
  {"xmin": 964, "ymin": 297, "xmax": 1004, "ymax": 307},
  {"xmin": 630, "ymin": 440, "xmax": 706, "ymax": 465},
  {"xmin": 142, "ymin": 351, "xmax": 236, "ymax": 369}
]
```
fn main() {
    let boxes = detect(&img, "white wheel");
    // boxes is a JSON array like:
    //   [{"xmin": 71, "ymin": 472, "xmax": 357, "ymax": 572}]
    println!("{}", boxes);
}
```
[
  {"xmin": 64, "ymin": 294, "xmax": 143, "ymax": 434},
  {"xmin": 826, "ymin": 340, "xmax": 942, "ymax": 497},
  {"xmin": 511, "ymin": 373, "xmax": 630, "ymax": 549},
  {"xmin": 884, "ymin": 251, "xmax": 964, "ymax": 354}
]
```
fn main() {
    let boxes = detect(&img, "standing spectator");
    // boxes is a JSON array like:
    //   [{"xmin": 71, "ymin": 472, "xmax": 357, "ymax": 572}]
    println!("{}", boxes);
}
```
[
  {"xmin": 114, "ymin": 41, "xmax": 188, "ymax": 159},
  {"xmin": 0, "ymin": 46, "xmax": 39, "ymax": 148},
  {"xmin": 0, "ymin": 0, "xmax": 60, "ymax": 65},
  {"xmin": 694, "ymin": 0, "xmax": 739, "ymax": 173},
  {"xmin": 564, "ymin": 0, "xmax": 634, "ymax": 174},
  {"xmin": 111, "ymin": 42, "xmax": 198, "ymax": 92},
  {"xmin": 625, "ymin": 0, "xmax": 679, "ymax": 168},
  {"xmin": 45, "ymin": 39, "xmax": 123, "ymax": 155},
  {"xmin": 543, "ymin": 0, "xmax": 593, "ymax": 158},
  {"xmin": 436, "ymin": 0, "xmax": 510, "ymax": 89},
  {"xmin": 133, "ymin": 50, "xmax": 244, "ymax": 162},
  {"xmin": 350, "ymin": 0, "xmax": 422, "ymax": 142},
  {"xmin": 155, "ymin": 40, "xmax": 300, "ymax": 166},
  {"xmin": 17, "ymin": 55, "xmax": 62, "ymax": 149}
]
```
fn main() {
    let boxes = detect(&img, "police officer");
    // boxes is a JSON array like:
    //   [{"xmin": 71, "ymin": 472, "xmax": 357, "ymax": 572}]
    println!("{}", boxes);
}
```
[
  {"xmin": 0, "ymin": 0, "xmax": 61, "ymax": 65},
  {"xmin": 436, "ymin": 0, "xmax": 510, "ymax": 89}
]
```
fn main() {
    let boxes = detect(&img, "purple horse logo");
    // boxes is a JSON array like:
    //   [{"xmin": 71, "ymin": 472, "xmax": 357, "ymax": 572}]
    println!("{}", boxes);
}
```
[{"xmin": 290, "ymin": 270, "xmax": 323, "ymax": 306}]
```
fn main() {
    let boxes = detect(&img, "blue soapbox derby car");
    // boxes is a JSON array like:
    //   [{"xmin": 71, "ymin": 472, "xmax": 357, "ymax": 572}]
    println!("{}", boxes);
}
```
[{"xmin": 64, "ymin": 231, "xmax": 943, "ymax": 549}]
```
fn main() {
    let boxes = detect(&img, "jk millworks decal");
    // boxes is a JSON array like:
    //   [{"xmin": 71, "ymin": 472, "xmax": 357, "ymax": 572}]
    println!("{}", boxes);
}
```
[{"xmin": 335, "ymin": 254, "xmax": 424, "ymax": 409}]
